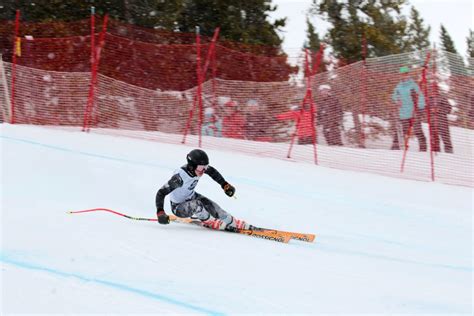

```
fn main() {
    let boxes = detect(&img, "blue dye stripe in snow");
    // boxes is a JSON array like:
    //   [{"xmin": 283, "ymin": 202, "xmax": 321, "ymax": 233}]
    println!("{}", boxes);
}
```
[
  {"xmin": 0, "ymin": 134, "xmax": 450, "ymax": 217},
  {"xmin": 0, "ymin": 134, "xmax": 281, "ymax": 192},
  {"xmin": 0, "ymin": 134, "xmax": 171, "ymax": 169},
  {"xmin": 0, "ymin": 254, "xmax": 224, "ymax": 316}
]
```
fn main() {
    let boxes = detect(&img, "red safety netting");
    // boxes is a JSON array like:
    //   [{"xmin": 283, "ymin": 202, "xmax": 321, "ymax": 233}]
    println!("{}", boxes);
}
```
[
  {"xmin": 1, "ymin": 18, "xmax": 472, "ymax": 187},
  {"xmin": 0, "ymin": 17, "xmax": 297, "ymax": 91}
]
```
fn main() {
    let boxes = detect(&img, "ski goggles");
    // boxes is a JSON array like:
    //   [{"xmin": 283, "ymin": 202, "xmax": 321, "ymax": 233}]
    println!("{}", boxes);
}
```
[{"xmin": 196, "ymin": 165, "xmax": 208, "ymax": 172}]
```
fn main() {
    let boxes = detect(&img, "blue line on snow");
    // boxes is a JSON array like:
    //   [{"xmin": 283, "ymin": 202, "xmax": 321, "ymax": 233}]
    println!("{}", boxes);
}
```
[
  {"xmin": 0, "ymin": 134, "xmax": 293, "ymax": 196},
  {"xmin": 0, "ymin": 254, "xmax": 225, "ymax": 316},
  {"xmin": 1, "ymin": 134, "xmax": 466, "ymax": 226},
  {"xmin": 0, "ymin": 134, "xmax": 171, "ymax": 169},
  {"xmin": 0, "ymin": 134, "xmax": 339, "ymax": 196}
]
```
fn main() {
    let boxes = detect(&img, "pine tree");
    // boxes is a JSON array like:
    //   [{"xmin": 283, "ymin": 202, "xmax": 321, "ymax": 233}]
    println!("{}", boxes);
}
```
[
  {"xmin": 304, "ymin": 18, "xmax": 321, "ymax": 52},
  {"xmin": 467, "ymin": 29, "xmax": 474, "ymax": 58},
  {"xmin": 176, "ymin": 0, "xmax": 284, "ymax": 50},
  {"xmin": 406, "ymin": 6, "xmax": 430, "ymax": 51},
  {"xmin": 1, "ymin": 0, "xmax": 287, "ymax": 55},
  {"xmin": 440, "ymin": 24, "xmax": 458, "ymax": 54},
  {"xmin": 313, "ymin": 0, "xmax": 409, "ymax": 64},
  {"xmin": 117, "ymin": 0, "xmax": 183, "ymax": 29},
  {"xmin": 0, "ymin": 0, "xmax": 180, "ymax": 26},
  {"xmin": 0, "ymin": 0, "xmax": 93, "ymax": 21},
  {"xmin": 303, "ymin": 18, "xmax": 326, "ymax": 73}
]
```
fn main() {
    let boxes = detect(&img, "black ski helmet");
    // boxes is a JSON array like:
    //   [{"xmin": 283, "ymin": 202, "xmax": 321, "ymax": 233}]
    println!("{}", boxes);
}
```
[{"xmin": 186, "ymin": 149, "xmax": 209, "ymax": 169}]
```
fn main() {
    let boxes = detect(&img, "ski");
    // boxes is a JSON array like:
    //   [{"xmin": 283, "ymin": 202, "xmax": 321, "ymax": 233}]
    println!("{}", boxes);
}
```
[
  {"xmin": 254, "ymin": 227, "xmax": 315, "ymax": 243},
  {"xmin": 67, "ymin": 208, "xmax": 312, "ymax": 244},
  {"xmin": 169, "ymin": 215, "xmax": 291, "ymax": 243}
]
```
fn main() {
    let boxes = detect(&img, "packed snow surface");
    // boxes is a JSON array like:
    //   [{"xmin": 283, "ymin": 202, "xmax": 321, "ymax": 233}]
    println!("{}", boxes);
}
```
[{"xmin": 1, "ymin": 124, "xmax": 472, "ymax": 315}]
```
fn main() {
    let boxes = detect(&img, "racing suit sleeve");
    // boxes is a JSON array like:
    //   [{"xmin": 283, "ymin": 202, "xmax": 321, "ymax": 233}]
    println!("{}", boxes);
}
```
[
  {"xmin": 155, "ymin": 173, "xmax": 183, "ymax": 212},
  {"xmin": 205, "ymin": 165, "xmax": 227, "ymax": 187}
]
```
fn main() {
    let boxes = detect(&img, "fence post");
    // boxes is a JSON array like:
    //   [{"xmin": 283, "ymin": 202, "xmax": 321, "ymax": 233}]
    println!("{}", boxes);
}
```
[
  {"xmin": 287, "ymin": 44, "xmax": 324, "ymax": 164},
  {"xmin": 10, "ymin": 10, "xmax": 20, "ymax": 124},
  {"xmin": 0, "ymin": 54, "xmax": 12, "ymax": 123},
  {"xmin": 182, "ymin": 27, "xmax": 220, "ymax": 146},
  {"xmin": 83, "ymin": 13, "xmax": 108, "ymax": 132}
]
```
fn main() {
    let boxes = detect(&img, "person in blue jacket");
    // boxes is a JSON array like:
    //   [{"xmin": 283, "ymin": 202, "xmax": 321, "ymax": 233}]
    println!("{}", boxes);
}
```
[
  {"xmin": 391, "ymin": 66, "xmax": 427, "ymax": 151},
  {"xmin": 201, "ymin": 107, "xmax": 222, "ymax": 137}
]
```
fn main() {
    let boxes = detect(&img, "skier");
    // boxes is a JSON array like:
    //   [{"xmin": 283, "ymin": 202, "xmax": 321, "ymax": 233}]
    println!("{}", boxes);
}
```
[{"xmin": 155, "ymin": 149, "xmax": 249, "ymax": 230}]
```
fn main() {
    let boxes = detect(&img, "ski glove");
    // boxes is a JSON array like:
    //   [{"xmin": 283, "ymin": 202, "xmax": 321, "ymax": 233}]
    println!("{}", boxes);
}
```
[
  {"xmin": 222, "ymin": 182, "xmax": 235, "ymax": 197},
  {"xmin": 157, "ymin": 209, "xmax": 170, "ymax": 224}
]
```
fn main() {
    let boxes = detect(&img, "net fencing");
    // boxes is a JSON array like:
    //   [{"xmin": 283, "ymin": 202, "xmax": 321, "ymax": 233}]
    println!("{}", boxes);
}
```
[{"xmin": 0, "ymin": 19, "xmax": 472, "ymax": 187}]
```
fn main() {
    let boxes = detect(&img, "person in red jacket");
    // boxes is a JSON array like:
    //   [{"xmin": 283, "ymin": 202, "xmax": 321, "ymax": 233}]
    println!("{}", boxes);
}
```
[
  {"xmin": 222, "ymin": 100, "xmax": 246, "ymax": 139},
  {"xmin": 276, "ymin": 103, "xmax": 315, "ymax": 145}
]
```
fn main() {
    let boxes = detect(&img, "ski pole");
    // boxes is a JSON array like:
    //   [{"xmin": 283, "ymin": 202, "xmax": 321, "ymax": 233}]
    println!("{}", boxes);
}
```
[{"xmin": 67, "ymin": 208, "xmax": 157, "ymax": 221}]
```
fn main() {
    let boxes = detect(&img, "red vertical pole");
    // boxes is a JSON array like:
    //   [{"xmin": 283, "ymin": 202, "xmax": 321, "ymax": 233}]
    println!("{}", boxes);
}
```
[
  {"xmin": 423, "ymin": 50, "xmax": 435, "ymax": 181},
  {"xmin": 199, "ymin": 27, "xmax": 219, "ymax": 147},
  {"xmin": 360, "ymin": 34, "xmax": 367, "ymax": 146},
  {"xmin": 307, "ymin": 73, "xmax": 317, "ymax": 164},
  {"xmin": 182, "ymin": 27, "xmax": 203, "ymax": 146},
  {"xmin": 211, "ymin": 43, "xmax": 218, "ymax": 113},
  {"xmin": 91, "ymin": 14, "xmax": 108, "ymax": 128},
  {"xmin": 10, "ymin": 10, "xmax": 20, "ymax": 124},
  {"xmin": 196, "ymin": 27, "xmax": 203, "ymax": 148},
  {"xmin": 83, "ymin": 13, "xmax": 108, "ymax": 132},
  {"xmin": 83, "ymin": 7, "xmax": 96, "ymax": 132},
  {"xmin": 182, "ymin": 27, "xmax": 220, "ymax": 145},
  {"xmin": 202, "ymin": 28, "xmax": 220, "ymax": 75},
  {"xmin": 286, "ymin": 49, "xmax": 310, "ymax": 159},
  {"xmin": 309, "ymin": 44, "xmax": 325, "ymax": 165},
  {"xmin": 430, "ymin": 48, "xmax": 439, "ymax": 152},
  {"xmin": 90, "ymin": 7, "xmax": 96, "ymax": 68},
  {"xmin": 287, "ymin": 46, "xmax": 323, "ymax": 164}
]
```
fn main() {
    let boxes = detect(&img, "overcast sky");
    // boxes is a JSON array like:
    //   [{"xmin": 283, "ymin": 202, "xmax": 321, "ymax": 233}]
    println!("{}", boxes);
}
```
[{"xmin": 270, "ymin": 0, "xmax": 473, "ymax": 59}]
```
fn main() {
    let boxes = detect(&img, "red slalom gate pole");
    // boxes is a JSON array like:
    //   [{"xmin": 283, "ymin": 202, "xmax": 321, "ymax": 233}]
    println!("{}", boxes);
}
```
[
  {"xmin": 10, "ymin": 10, "xmax": 20, "ymax": 124},
  {"xmin": 182, "ymin": 27, "xmax": 220, "ymax": 145},
  {"xmin": 422, "ymin": 51, "xmax": 435, "ymax": 181},
  {"xmin": 68, "ymin": 208, "xmax": 157, "ymax": 221},
  {"xmin": 83, "ymin": 14, "xmax": 108, "ymax": 132},
  {"xmin": 287, "ymin": 49, "xmax": 311, "ymax": 159}
]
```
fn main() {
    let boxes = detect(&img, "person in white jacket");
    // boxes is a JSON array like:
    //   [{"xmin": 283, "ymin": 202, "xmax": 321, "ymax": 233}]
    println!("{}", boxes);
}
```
[{"xmin": 155, "ymin": 149, "xmax": 249, "ymax": 231}]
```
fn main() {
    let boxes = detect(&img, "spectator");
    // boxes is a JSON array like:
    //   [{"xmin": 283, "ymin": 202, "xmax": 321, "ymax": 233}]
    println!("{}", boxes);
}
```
[
  {"xmin": 244, "ymin": 99, "xmax": 272, "ymax": 142},
  {"xmin": 317, "ymin": 85, "xmax": 344, "ymax": 146},
  {"xmin": 276, "ymin": 103, "xmax": 315, "ymax": 145},
  {"xmin": 429, "ymin": 92, "xmax": 453, "ymax": 153},
  {"xmin": 222, "ymin": 100, "xmax": 246, "ymax": 139},
  {"xmin": 391, "ymin": 66, "xmax": 427, "ymax": 151},
  {"xmin": 201, "ymin": 107, "xmax": 222, "ymax": 137}
]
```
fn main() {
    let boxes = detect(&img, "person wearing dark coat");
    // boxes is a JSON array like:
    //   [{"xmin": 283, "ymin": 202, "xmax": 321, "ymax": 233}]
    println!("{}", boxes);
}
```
[
  {"xmin": 317, "ymin": 85, "xmax": 344, "ymax": 146},
  {"xmin": 429, "ymin": 93, "xmax": 453, "ymax": 153}
]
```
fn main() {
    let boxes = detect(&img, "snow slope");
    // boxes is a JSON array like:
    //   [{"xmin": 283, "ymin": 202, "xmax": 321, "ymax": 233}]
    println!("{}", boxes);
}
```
[{"xmin": 1, "ymin": 124, "xmax": 472, "ymax": 315}]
